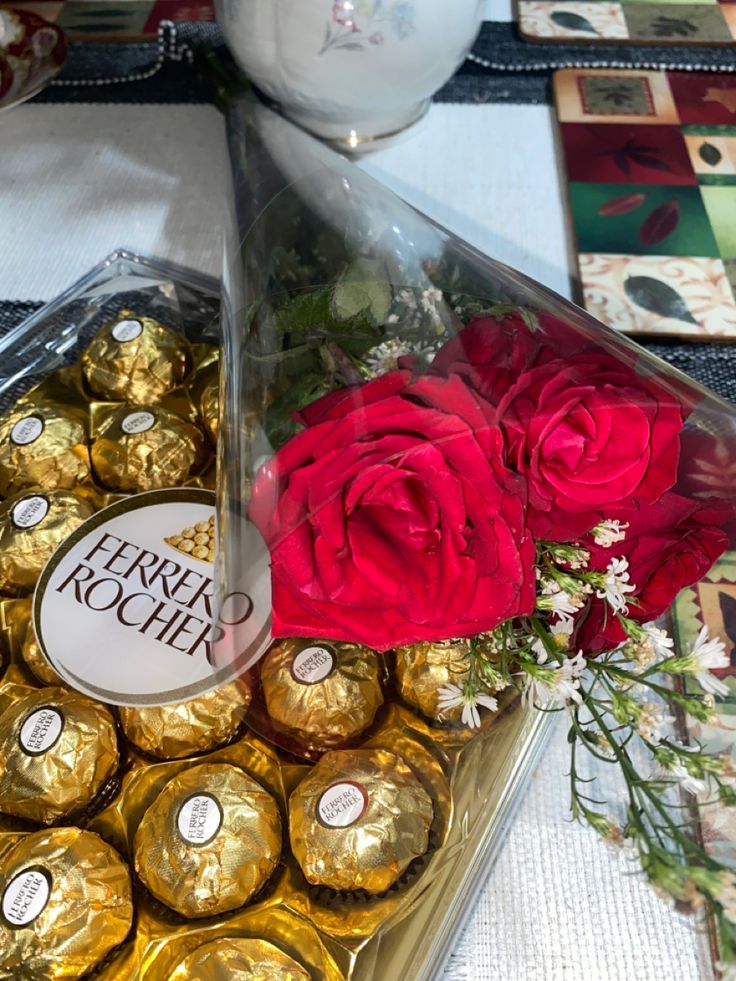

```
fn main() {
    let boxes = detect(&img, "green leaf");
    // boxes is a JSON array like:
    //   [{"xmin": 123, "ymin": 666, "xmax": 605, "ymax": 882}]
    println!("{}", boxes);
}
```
[
  {"xmin": 265, "ymin": 373, "xmax": 331, "ymax": 448},
  {"xmin": 274, "ymin": 287, "xmax": 333, "ymax": 335},
  {"xmin": 332, "ymin": 259, "xmax": 392, "ymax": 324}
]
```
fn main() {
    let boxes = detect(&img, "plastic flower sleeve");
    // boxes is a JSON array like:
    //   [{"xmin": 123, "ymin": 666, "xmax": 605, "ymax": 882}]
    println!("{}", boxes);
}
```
[
  {"xmin": 217, "ymin": 93, "xmax": 735, "ymax": 656},
  {"xmin": 218, "ymin": 94, "xmax": 736, "ymax": 972}
]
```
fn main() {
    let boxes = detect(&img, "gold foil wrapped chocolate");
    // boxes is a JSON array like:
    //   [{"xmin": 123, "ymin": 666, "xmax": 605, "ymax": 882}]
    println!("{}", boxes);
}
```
[
  {"xmin": 90, "ymin": 406, "xmax": 206, "ymax": 492},
  {"xmin": 394, "ymin": 640, "xmax": 473, "ymax": 723},
  {"xmin": 167, "ymin": 938, "xmax": 311, "ymax": 981},
  {"xmin": 261, "ymin": 639, "xmax": 383, "ymax": 749},
  {"xmin": 0, "ymin": 827, "xmax": 133, "ymax": 980},
  {"xmin": 118, "ymin": 680, "xmax": 251, "ymax": 759},
  {"xmin": 81, "ymin": 310, "xmax": 190, "ymax": 403},
  {"xmin": 0, "ymin": 403, "xmax": 90, "ymax": 497},
  {"xmin": 197, "ymin": 363, "xmax": 220, "ymax": 444},
  {"xmin": 0, "ymin": 491, "xmax": 94, "ymax": 596},
  {"xmin": 133, "ymin": 762, "xmax": 282, "ymax": 918},
  {"xmin": 21, "ymin": 622, "xmax": 65, "ymax": 687},
  {"xmin": 289, "ymin": 747, "xmax": 433, "ymax": 894},
  {"xmin": 0, "ymin": 687, "xmax": 119, "ymax": 824}
]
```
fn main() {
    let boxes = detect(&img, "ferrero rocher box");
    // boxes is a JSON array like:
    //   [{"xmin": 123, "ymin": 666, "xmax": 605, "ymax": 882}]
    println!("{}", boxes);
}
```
[{"xmin": 0, "ymin": 252, "xmax": 549, "ymax": 981}]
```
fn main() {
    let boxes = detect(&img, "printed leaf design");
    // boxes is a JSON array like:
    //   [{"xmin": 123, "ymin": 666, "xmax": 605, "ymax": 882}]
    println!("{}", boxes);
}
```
[
  {"xmin": 624, "ymin": 276, "xmax": 697, "ymax": 325},
  {"xmin": 550, "ymin": 11, "xmax": 598, "ymax": 33},
  {"xmin": 650, "ymin": 15, "xmax": 697, "ymax": 37},
  {"xmin": 639, "ymin": 199, "xmax": 680, "ymax": 246},
  {"xmin": 598, "ymin": 192, "xmax": 646, "ymax": 217},
  {"xmin": 699, "ymin": 142, "xmax": 722, "ymax": 167},
  {"xmin": 602, "ymin": 138, "xmax": 672, "ymax": 176}
]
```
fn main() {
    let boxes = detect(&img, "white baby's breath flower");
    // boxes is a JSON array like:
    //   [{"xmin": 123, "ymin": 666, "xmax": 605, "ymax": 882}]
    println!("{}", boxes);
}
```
[
  {"xmin": 596, "ymin": 556, "xmax": 636, "ymax": 615},
  {"xmin": 690, "ymin": 625, "xmax": 730, "ymax": 697},
  {"xmin": 536, "ymin": 581, "xmax": 585, "ymax": 622},
  {"xmin": 531, "ymin": 620, "xmax": 574, "ymax": 664},
  {"xmin": 437, "ymin": 683, "xmax": 498, "ymax": 729},
  {"xmin": 420, "ymin": 286, "xmax": 443, "ymax": 314},
  {"xmin": 636, "ymin": 701, "xmax": 675, "ymax": 744},
  {"xmin": 670, "ymin": 763, "xmax": 708, "ymax": 797},
  {"xmin": 592, "ymin": 519, "xmax": 629, "ymax": 547},
  {"xmin": 643, "ymin": 623, "xmax": 675, "ymax": 660},
  {"xmin": 363, "ymin": 338, "xmax": 434, "ymax": 378},
  {"xmin": 522, "ymin": 659, "xmax": 582, "ymax": 710}
]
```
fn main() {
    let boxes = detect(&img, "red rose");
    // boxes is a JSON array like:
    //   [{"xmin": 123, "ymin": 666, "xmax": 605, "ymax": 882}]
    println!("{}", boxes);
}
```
[
  {"xmin": 576, "ymin": 493, "xmax": 731, "ymax": 652},
  {"xmin": 496, "ymin": 353, "xmax": 686, "ymax": 540},
  {"xmin": 429, "ymin": 313, "xmax": 556, "ymax": 406},
  {"xmin": 249, "ymin": 371, "xmax": 536, "ymax": 650}
]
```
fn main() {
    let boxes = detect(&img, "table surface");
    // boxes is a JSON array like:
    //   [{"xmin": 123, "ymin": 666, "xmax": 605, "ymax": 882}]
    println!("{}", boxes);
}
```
[{"xmin": 0, "ymin": 4, "xmax": 720, "ymax": 977}]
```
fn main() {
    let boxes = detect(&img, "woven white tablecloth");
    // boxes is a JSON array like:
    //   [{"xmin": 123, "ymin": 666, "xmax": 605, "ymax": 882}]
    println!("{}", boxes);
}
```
[{"xmin": 0, "ymin": 97, "xmax": 713, "ymax": 981}]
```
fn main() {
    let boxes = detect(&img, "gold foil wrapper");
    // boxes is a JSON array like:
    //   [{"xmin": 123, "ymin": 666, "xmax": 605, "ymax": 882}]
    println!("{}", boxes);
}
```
[
  {"xmin": 133, "ymin": 762, "xmax": 282, "ymax": 918},
  {"xmin": 90, "ymin": 406, "xmax": 206, "ymax": 492},
  {"xmin": 0, "ymin": 403, "xmax": 90, "ymax": 497},
  {"xmin": 118, "ymin": 680, "xmax": 252, "ymax": 759},
  {"xmin": 167, "ymin": 937, "xmax": 311, "ymax": 981},
  {"xmin": 0, "ymin": 687, "xmax": 119, "ymax": 824},
  {"xmin": 261, "ymin": 639, "xmax": 383, "ymax": 749},
  {"xmin": 21, "ymin": 622, "xmax": 65, "ymax": 687},
  {"xmin": 196, "ymin": 362, "xmax": 219, "ymax": 445},
  {"xmin": 394, "ymin": 640, "xmax": 472, "ymax": 723},
  {"xmin": 0, "ymin": 827, "xmax": 133, "ymax": 980},
  {"xmin": 81, "ymin": 310, "xmax": 191, "ymax": 403},
  {"xmin": 0, "ymin": 491, "xmax": 94, "ymax": 596},
  {"xmin": 289, "ymin": 747, "xmax": 433, "ymax": 895}
]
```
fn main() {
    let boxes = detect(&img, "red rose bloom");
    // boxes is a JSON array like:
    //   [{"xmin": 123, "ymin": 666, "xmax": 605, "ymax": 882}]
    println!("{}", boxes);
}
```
[
  {"xmin": 249, "ymin": 371, "xmax": 536, "ymax": 650},
  {"xmin": 575, "ymin": 493, "xmax": 731, "ymax": 652},
  {"xmin": 429, "ymin": 313, "xmax": 556, "ymax": 406},
  {"xmin": 496, "ymin": 353, "xmax": 686, "ymax": 540}
]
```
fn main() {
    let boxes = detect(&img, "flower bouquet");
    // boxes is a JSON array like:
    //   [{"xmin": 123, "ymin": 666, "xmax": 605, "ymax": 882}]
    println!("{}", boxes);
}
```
[{"xmin": 218, "ymin": 96, "xmax": 736, "ymax": 976}]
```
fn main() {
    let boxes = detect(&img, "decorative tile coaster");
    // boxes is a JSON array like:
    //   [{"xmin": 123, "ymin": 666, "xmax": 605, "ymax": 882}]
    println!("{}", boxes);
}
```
[
  {"xmin": 554, "ymin": 68, "xmax": 736, "ymax": 338},
  {"xmin": 519, "ymin": 0, "xmax": 736, "ymax": 43},
  {"xmin": 0, "ymin": 0, "xmax": 215, "ymax": 39}
]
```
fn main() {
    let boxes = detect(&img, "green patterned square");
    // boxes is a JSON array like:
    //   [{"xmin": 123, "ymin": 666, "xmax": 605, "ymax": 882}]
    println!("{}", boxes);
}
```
[
  {"xmin": 622, "ymin": 3, "xmax": 732, "ymax": 40},
  {"xmin": 701, "ymin": 187, "xmax": 736, "ymax": 257},
  {"xmin": 579, "ymin": 76, "xmax": 655, "ymax": 116}
]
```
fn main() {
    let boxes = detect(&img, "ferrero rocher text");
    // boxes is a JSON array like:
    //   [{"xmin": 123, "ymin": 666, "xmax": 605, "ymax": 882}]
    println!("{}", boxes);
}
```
[{"xmin": 51, "ymin": 530, "xmax": 254, "ymax": 662}]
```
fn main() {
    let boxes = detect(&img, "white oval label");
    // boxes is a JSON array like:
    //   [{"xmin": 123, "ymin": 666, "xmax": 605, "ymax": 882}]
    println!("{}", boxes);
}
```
[
  {"xmin": 121, "ymin": 411, "xmax": 155, "ymax": 435},
  {"xmin": 317, "ymin": 782, "xmax": 368, "ymax": 828},
  {"xmin": 112, "ymin": 318, "xmax": 143, "ymax": 342},
  {"xmin": 177, "ymin": 793, "xmax": 222, "ymax": 846},
  {"xmin": 19, "ymin": 707, "xmax": 64, "ymax": 756},
  {"xmin": 10, "ymin": 415, "xmax": 44, "ymax": 446},
  {"xmin": 11, "ymin": 495, "xmax": 49, "ymax": 529},
  {"xmin": 2, "ymin": 869, "xmax": 51, "ymax": 926},
  {"xmin": 33, "ymin": 489, "xmax": 272, "ymax": 707},
  {"xmin": 291, "ymin": 645, "xmax": 335, "ymax": 685}
]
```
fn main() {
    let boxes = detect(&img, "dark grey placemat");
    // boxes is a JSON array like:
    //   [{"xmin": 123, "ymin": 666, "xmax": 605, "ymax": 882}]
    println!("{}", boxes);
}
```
[{"xmin": 33, "ymin": 21, "xmax": 735, "ymax": 108}]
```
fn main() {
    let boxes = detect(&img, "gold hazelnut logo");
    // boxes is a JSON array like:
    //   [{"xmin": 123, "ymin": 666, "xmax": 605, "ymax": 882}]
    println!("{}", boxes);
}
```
[{"xmin": 165, "ymin": 514, "xmax": 215, "ymax": 563}]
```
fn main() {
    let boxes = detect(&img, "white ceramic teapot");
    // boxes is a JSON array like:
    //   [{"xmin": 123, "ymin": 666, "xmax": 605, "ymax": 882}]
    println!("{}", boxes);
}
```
[{"xmin": 216, "ymin": 0, "xmax": 485, "ymax": 147}]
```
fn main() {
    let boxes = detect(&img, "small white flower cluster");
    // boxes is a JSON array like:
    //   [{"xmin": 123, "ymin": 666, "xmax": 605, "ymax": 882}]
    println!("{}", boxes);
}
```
[
  {"xmin": 522, "ymin": 651, "xmax": 586, "ymax": 710},
  {"xmin": 592, "ymin": 519, "xmax": 629, "ymax": 547},
  {"xmin": 531, "ymin": 620, "xmax": 572, "ymax": 663},
  {"xmin": 595, "ymin": 556, "xmax": 636, "ymax": 615},
  {"xmin": 437, "ymin": 683, "xmax": 498, "ymax": 729},
  {"xmin": 636, "ymin": 701, "xmax": 675, "ymax": 744},
  {"xmin": 536, "ymin": 579, "xmax": 590, "ymax": 623},
  {"xmin": 689, "ymin": 625, "xmax": 730, "ymax": 697},
  {"xmin": 363, "ymin": 338, "xmax": 436, "ymax": 378}
]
